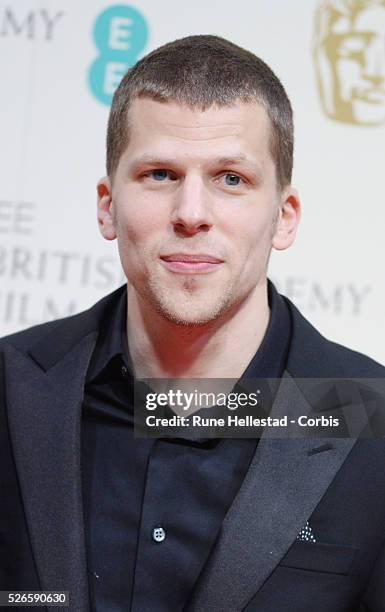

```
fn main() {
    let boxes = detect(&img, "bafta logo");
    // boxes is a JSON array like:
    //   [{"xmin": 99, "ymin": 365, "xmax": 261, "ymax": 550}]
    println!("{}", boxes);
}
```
[{"xmin": 313, "ymin": 0, "xmax": 385, "ymax": 125}]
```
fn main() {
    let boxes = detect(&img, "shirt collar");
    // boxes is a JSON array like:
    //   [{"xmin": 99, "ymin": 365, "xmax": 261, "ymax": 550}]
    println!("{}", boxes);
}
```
[
  {"xmin": 240, "ymin": 278, "xmax": 291, "ymax": 382},
  {"xmin": 85, "ymin": 286, "xmax": 129, "ymax": 383},
  {"xmin": 86, "ymin": 279, "xmax": 291, "ymax": 385}
]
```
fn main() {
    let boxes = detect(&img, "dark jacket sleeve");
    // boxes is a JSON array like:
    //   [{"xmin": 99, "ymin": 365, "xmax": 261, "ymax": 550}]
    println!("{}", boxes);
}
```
[{"xmin": 0, "ymin": 347, "xmax": 41, "ymax": 592}]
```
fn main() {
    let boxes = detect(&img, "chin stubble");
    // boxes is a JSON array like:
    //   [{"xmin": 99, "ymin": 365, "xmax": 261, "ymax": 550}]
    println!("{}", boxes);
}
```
[{"xmin": 145, "ymin": 273, "xmax": 237, "ymax": 327}]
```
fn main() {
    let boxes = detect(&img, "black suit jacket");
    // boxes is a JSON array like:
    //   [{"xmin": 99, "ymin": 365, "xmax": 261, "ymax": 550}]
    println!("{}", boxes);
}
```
[{"xmin": 1, "ymin": 284, "xmax": 385, "ymax": 612}]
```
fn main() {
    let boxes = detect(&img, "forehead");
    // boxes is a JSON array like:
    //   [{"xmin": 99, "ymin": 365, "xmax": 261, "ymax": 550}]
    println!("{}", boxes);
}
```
[
  {"xmin": 331, "ymin": 7, "xmax": 385, "ymax": 35},
  {"xmin": 123, "ymin": 98, "xmax": 272, "ymax": 164},
  {"xmin": 355, "ymin": 7, "xmax": 385, "ymax": 35}
]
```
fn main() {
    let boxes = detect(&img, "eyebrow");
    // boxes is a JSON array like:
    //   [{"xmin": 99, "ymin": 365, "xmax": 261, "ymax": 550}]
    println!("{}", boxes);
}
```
[
  {"xmin": 129, "ymin": 153, "xmax": 262, "ymax": 174},
  {"xmin": 130, "ymin": 154, "xmax": 174, "ymax": 167},
  {"xmin": 216, "ymin": 154, "xmax": 249, "ymax": 165},
  {"xmin": 215, "ymin": 155, "xmax": 262, "ymax": 172}
]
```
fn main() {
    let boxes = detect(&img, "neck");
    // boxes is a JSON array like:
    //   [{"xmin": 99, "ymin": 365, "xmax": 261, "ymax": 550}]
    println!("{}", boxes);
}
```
[{"xmin": 126, "ymin": 280, "xmax": 270, "ymax": 380}]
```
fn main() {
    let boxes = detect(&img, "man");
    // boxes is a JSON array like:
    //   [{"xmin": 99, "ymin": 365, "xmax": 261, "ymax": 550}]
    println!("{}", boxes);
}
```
[{"xmin": 1, "ymin": 34, "xmax": 385, "ymax": 612}]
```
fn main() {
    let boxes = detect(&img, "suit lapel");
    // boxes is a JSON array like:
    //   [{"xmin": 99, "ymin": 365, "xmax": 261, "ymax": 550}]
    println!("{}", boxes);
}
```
[
  {"xmin": 4, "ymin": 331, "xmax": 97, "ymax": 612},
  {"xmin": 188, "ymin": 372, "xmax": 358, "ymax": 612}
]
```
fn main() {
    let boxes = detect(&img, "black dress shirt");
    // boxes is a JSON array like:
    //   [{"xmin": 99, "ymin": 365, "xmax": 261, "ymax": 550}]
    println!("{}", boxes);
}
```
[{"xmin": 81, "ymin": 280, "xmax": 291, "ymax": 612}]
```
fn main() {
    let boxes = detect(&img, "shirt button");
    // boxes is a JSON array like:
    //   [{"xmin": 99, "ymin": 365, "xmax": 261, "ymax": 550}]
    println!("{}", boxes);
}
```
[
  {"xmin": 121, "ymin": 365, "xmax": 128, "ymax": 378},
  {"xmin": 152, "ymin": 526, "xmax": 166, "ymax": 543}
]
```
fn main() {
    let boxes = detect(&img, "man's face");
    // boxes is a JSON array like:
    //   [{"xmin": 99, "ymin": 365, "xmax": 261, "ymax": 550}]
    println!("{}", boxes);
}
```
[
  {"xmin": 98, "ymin": 98, "xmax": 298, "ymax": 326},
  {"xmin": 315, "ymin": 5, "xmax": 385, "ymax": 124}
]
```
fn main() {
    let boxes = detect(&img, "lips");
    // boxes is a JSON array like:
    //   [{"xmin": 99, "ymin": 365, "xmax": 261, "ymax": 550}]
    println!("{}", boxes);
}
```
[
  {"xmin": 159, "ymin": 253, "xmax": 224, "ymax": 274},
  {"xmin": 160, "ymin": 253, "xmax": 223, "ymax": 264},
  {"xmin": 353, "ymin": 88, "xmax": 385, "ymax": 104}
]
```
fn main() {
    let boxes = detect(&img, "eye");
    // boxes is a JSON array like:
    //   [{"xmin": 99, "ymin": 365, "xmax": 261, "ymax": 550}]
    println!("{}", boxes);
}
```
[
  {"xmin": 337, "ymin": 35, "xmax": 370, "ymax": 60},
  {"xmin": 220, "ymin": 173, "xmax": 245, "ymax": 187},
  {"xmin": 147, "ymin": 169, "xmax": 177, "ymax": 181}
]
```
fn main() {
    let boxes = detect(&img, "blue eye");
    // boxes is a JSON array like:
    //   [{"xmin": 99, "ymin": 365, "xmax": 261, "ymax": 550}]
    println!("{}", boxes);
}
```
[
  {"xmin": 151, "ymin": 169, "xmax": 169, "ymax": 181},
  {"xmin": 224, "ymin": 173, "xmax": 242, "ymax": 186}
]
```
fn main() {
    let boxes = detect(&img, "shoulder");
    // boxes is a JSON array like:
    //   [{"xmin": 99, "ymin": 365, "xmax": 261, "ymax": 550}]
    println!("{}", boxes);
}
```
[
  {"xmin": 282, "ymin": 294, "xmax": 385, "ymax": 378},
  {"xmin": 0, "ymin": 318, "xmax": 72, "ymax": 353},
  {"xmin": 0, "ymin": 284, "xmax": 127, "ymax": 359}
]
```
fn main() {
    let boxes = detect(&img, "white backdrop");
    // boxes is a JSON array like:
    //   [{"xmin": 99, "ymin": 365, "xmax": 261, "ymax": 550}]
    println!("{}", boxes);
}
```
[{"xmin": 1, "ymin": 0, "xmax": 384, "ymax": 364}]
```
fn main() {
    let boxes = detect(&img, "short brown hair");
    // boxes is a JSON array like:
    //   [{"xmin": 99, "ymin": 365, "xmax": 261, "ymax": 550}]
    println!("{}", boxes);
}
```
[{"xmin": 106, "ymin": 34, "xmax": 294, "ymax": 189}]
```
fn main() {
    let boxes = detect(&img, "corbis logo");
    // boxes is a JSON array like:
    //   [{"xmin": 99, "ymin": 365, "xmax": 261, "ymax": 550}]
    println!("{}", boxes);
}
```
[
  {"xmin": 313, "ymin": 0, "xmax": 385, "ymax": 125},
  {"xmin": 88, "ymin": 4, "xmax": 148, "ymax": 106}
]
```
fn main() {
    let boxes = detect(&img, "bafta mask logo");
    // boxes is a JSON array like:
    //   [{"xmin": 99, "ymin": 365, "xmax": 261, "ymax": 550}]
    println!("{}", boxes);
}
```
[{"xmin": 313, "ymin": 0, "xmax": 385, "ymax": 125}]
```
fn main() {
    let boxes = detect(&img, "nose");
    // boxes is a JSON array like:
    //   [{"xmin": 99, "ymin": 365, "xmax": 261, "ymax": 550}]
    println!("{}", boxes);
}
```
[
  {"xmin": 362, "ymin": 38, "xmax": 385, "ymax": 85},
  {"xmin": 170, "ymin": 173, "xmax": 213, "ymax": 236}
]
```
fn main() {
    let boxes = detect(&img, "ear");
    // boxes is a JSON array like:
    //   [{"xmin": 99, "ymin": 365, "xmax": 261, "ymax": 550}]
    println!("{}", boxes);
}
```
[
  {"xmin": 272, "ymin": 186, "xmax": 301, "ymax": 251},
  {"xmin": 97, "ymin": 176, "xmax": 116, "ymax": 240}
]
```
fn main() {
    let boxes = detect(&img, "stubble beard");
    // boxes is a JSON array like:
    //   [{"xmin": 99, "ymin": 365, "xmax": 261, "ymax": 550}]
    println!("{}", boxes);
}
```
[{"xmin": 144, "ymin": 272, "xmax": 239, "ymax": 327}]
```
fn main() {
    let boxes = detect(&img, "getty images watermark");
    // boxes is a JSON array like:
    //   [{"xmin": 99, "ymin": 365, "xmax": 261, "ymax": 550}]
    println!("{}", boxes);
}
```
[{"xmin": 132, "ymin": 377, "xmax": 385, "ymax": 439}]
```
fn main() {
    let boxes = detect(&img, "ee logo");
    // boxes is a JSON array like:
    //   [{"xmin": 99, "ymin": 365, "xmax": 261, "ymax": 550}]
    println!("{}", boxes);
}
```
[{"xmin": 88, "ymin": 4, "xmax": 148, "ymax": 106}]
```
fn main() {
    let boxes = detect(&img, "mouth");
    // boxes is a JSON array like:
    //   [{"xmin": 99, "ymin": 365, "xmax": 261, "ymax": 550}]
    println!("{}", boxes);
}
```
[
  {"xmin": 160, "ymin": 253, "xmax": 224, "ymax": 274},
  {"xmin": 353, "ymin": 88, "xmax": 385, "ymax": 104}
]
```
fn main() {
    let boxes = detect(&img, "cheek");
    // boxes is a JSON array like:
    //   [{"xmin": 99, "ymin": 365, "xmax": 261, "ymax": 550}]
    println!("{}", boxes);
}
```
[
  {"xmin": 224, "ymin": 204, "xmax": 275, "ymax": 258},
  {"xmin": 337, "ymin": 60, "xmax": 361, "ymax": 92},
  {"xmin": 115, "ymin": 192, "xmax": 167, "ymax": 246}
]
